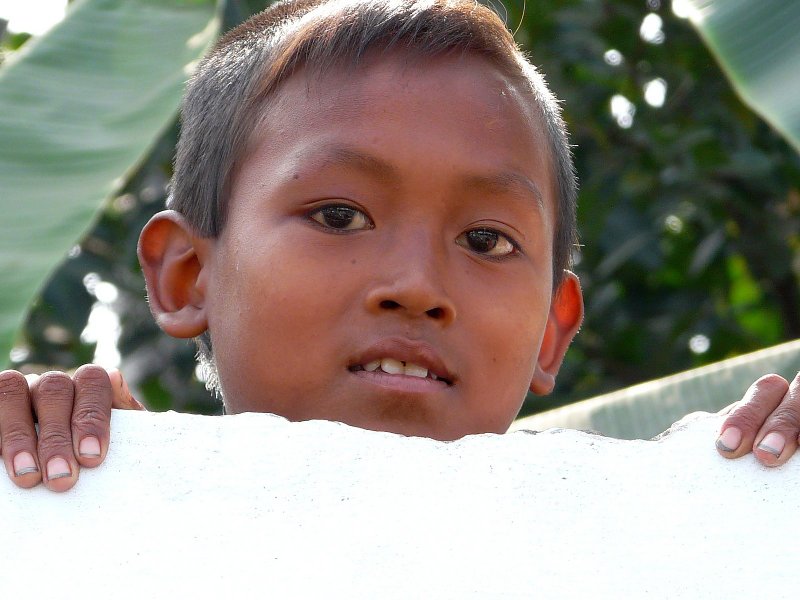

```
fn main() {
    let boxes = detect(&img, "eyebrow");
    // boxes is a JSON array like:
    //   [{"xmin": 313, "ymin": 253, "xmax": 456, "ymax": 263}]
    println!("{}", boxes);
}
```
[
  {"xmin": 461, "ymin": 171, "xmax": 545, "ymax": 212},
  {"xmin": 318, "ymin": 145, "xmax": 400, "ymax": 183},
  {"xmin": 315, "ymin": 144, "xmax": 545, "ymax": 210}
]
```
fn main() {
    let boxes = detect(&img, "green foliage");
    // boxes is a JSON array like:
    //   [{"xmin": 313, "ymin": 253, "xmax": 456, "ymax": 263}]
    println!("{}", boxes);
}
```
[
  {"xmin": 2, "ymin": 0, "xmax": 799, "ymax": 427},
  {"xmin": 684, "ymin": 0, "xmax": 800, "ymax": 155},
  {"xmin": 512, "ymin": 0, "xmax": 800, "ymax": 415},
  {"xmin": 0, "ymin": 0, "xmax": 220, "ymax": 374},
  {"xmin": 512, "ymin": 339, "xmax": 800, "ymax": 439}
]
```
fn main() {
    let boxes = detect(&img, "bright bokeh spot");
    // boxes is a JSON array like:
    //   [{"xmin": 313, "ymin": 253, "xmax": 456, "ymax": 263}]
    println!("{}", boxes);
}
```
[
  {"xmin": 0, "ymin": 0, "xmax": 67, "ymax": 35},
  {"xmin": 644, "ymin": 77, "xmax": 668, "ymax": 107},
  {"xmin": 671, "ymin": 0, "xmax": 703, "ymax": 21},
  {"xmin": 603, "ymin": 48, "xmax": 624, "ymax": 67},
  {"xmin": 610, "ymin": 94, "xmax": 635, "ymax": 129},
  {"xmin": 81, "ymin": 304, "xmax": 122, "ymax": 369},
  {"xmin": 94, "ymin": 281, "xmax": 119, "ymax": 304},
  {"xmin": 640, "ymin": 13, "xmax": 665, "ymax": 44},
  {"xmin": 665, "ymin": 214, "xmax": 683, "ymax": 234},
  {"xmin": 83, "ymin": 272, "xmax": 101, "ymax": 295},
  {"xmin": 9, "ymin": 346, "xmax": 29, "ymax": 362},
  {"xmin": 81, "ymin": 273, "xmax": 122, "ymax": 369},
  {"xmin": 689, "ymin": 334, "xmax": 710, "ymax": 354}
]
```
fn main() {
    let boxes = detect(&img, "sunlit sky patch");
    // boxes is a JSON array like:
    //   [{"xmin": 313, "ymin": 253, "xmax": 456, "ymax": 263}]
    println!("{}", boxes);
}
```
[
  {"xmin": 0, "ymin": 0, "xmax": 67, "ymax": 35},
  {"xmin": 671, "ymin": 0, "xmax": 705, "ymax": 23},
  {"xmin": 81, "ymin": 273, "xmax": 122, "ymax": 369}
]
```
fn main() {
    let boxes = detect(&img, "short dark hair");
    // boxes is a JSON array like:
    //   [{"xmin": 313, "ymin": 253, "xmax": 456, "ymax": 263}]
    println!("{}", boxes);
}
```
[{"xmin": 169, "ymin": 0, "xmax": 578, "ymax": 391}]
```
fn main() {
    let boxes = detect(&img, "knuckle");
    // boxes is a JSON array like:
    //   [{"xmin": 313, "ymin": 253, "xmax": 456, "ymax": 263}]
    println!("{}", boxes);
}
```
[
  {"xmin": 71, "ymin": 405, "xmax": 109, "ymax": 432},
  {"xmin": 73, "ymin": 366, "xmax": 112, "ymax": 410},
  {"xmin": 0, "ymin": 426, "xmax": 36, "ymax": 449},
  {"xmin": 765, "ymin": 408, "xmax": 800, "ymax": 432},
  {"xmin": 33, "ymin": 372, "xmax": 75, "ymax": 414},
  {"xmin": 725, "ymin": 406, "xmax": 765, "ymax": 431},
  {"xmin": 36, "ymin": 371, "xmax": 74, "ymax": 396},
  {"xmin": 73, "ymin": 365, "xmax": 110, "ymax": 390},
  {"xmin": 36, "ymin": 427, "xmax": 73, "ymax": 452},
  {"xmin": 0, "ymin": 370, "xmax": 27, "ymax": 398},
  {"xmin": 750, "ymin": 374, "xmax": 789, "ymax": 396}
]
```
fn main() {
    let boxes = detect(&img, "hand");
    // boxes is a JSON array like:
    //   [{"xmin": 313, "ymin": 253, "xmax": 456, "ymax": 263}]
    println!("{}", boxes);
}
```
[
  {"xmin": 716, "ymin": 372, "xmax": 800, "ymax": 467},
  {"xmin": 0, "ymin": 365, "xmax": 144, "ymax": 492}
]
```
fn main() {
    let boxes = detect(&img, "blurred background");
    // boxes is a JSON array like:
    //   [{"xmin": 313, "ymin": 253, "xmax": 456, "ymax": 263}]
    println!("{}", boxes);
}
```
[{"xmin": 1, "ymin": 0, "xmax": 798, "ymax": 418}]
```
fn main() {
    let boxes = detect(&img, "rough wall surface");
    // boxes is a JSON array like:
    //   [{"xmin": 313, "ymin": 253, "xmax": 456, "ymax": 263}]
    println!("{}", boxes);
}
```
[{"xmin": 2, "ymin": 410, "xmax": 797, "ymax": 598}]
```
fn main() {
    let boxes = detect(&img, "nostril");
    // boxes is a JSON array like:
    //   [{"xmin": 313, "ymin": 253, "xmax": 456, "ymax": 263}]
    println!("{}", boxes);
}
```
[
  {"xmin": 426, "ymin": 307, "xmax": 444, "ymax": 319},
  {"xmin": 377, "ymin": 300, "xmax": 448, "ymax": 320}
]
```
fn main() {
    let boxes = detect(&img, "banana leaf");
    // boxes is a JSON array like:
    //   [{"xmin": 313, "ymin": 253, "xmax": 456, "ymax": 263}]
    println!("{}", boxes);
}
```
[
  {"xmin": 511, "ymin": 339, "xmax": 800, "ymax": 439},
  {"xmin": 684, "ymin": 0, "xmax": 800, "ymax": 153},
  {"xmin": 0, "ymin": 0, "xmax": 220, "ymax": 364},
  {"xmin": 1, "ymin": 0, "xmax": 798, "ymax": 437},
  {"xmin": 511, "ymin": 0, "xmax": 800, "ymax": 440}
]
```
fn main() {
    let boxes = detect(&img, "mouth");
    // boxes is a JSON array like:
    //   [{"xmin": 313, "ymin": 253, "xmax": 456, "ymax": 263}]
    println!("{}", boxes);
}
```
[
  {"xmin": 348, "ymin": 358, "xmax": 453, "ymax": 386},
  {"xmin": 348, "ymin": 339, "xmax": 456, "ymax": 388}
]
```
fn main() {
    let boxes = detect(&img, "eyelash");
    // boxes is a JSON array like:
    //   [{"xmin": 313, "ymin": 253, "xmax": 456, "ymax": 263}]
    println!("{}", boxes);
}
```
[
  {"xmin": 307, "ymin": 204, "xmax": 374, "ymax": 232},
  {"xmin": 307, "ymin": 204, "xmax": 521, "ymax": 259},
  {"xmin": 455, "ymin": 228, "xmax": 521, "ymax": 259}
]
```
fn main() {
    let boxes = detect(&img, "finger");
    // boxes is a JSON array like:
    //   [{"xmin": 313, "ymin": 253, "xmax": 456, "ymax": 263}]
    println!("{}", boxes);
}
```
[
  {"xmin": 716, "ymin": 374, "xmax": 789, "ymax": 460},
  {"xmin": 0, "ymin": 370, "xmax": 42, "ymax": 488},
  {"xmin": 71, "ymin": 365, "xmax": 113, "ymax": 468},
  {"xmin": 751, "ymin": 372, "xmax": 800, "ymax": 468},
  {"xmin": 30, "ymin": 371, "xmax": 79, "ymax": 492},
  {"xmin": 107, "ymin": 369, "xmax": 146, "ymax": 411}
]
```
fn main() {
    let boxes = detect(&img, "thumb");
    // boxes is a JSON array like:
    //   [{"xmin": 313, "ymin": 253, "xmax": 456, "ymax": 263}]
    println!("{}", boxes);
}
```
[{"xmin": 107, "ymin": 369, "xmax": 146, "ymax": 411}]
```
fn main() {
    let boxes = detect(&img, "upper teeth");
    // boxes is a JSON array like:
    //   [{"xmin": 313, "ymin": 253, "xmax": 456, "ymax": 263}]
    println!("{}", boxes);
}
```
[{"xmin": 363, "ymin": 358, "xmax": 438, "ymax": 380}]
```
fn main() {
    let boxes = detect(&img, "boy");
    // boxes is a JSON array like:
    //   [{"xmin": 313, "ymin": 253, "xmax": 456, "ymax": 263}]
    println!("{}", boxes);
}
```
[{"xmin": 1, "ymin": 0, "xmax": 798, "ymax": 493}]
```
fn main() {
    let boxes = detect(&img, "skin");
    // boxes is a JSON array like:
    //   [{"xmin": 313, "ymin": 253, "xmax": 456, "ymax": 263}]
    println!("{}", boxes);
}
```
[
  {"xmin": 1, "ymin": 53, "xmax": 799, "ymax": 490},
  {"xmin": 142, "ymin": 53, "xmax": 584, "ymax": 440},
  {"xmin": 0, "ymin": 367, "xmax": 141, "ymax": 492},
  {"xmin": 716, "ymin": 373, "xmax": 800, "ymax": 466}
]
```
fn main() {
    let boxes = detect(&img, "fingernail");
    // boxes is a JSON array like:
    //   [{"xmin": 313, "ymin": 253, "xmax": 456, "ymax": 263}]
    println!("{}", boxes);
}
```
[
  {"xmin": 13, "ymin": 452, "xmax": 38, "ymax": 477},
  {"xmin": 79, "ymin": 436, "xmax": 101, "ymax": 458},
  {"xmin": 46, "ymin": 457, "xmax": 72, "ymax": 480},
  {"xmin": 757, "ymin": 432, "xmax": 786, "ymax": 458},
  {"xmin": 716, "ymin": 427, "xmax": 742, "ymax": 452}
]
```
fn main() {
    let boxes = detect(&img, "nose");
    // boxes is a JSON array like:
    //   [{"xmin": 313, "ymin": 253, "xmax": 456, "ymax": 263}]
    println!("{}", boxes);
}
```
[{"xmin": 364, "ymin": 232, "xmax": 457, "ymax": 326}]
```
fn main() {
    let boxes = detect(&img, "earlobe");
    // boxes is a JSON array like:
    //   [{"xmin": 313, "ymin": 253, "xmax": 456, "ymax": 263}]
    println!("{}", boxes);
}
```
[
  {"xmin": 530, "ymin": 271, "xmax": 584, "ymax": 396},
  {"xmin": 138, "ymin": 210, "xmax": 211, "ymax": 339}
]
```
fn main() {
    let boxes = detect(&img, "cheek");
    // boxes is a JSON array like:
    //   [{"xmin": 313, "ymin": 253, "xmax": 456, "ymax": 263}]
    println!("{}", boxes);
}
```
[
  {"xmin": 464, "ymin": 263, "xmax": 550, "ymax": 360},
  {"xmin": 206, "ymin": 233, "xmax": 363, "ymax": 393},
  {"xmin": 217, "ymin": 252, "xmax": 320, "ymax": 345},
  {"xmin": 493, "ymin": 310, "xmax": 546, "ymax": 386},
  {"xmin": 464, "ymin": 282, "xmax": 550, "ymax": 417}
]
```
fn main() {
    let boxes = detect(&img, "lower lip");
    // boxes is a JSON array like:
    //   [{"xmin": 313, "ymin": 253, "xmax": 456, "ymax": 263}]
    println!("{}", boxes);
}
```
[{"xmin": 349, "ymin": 369, "xmax": 450, "ymax": 394}]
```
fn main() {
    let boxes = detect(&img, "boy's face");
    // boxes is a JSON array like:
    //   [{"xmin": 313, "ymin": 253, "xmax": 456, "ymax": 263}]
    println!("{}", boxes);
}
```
[{"xmin": 151, "ymin": 53, "xmax": 582, "ymax": 440}]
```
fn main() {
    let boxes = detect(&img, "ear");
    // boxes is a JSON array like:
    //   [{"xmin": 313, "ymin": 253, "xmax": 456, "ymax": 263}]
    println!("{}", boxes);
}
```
[
  {"xmin": 138, "ymin": 210, "xmax": 211, "ymax": 339},
  {"xmin": 529, "ymin": 271, "xmax": 584, "ymax": 396}
]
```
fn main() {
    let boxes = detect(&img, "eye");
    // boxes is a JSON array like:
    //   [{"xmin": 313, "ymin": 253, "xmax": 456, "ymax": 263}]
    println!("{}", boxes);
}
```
[
  {"xmin": 308, "ymin": 204, "xmax": 373, "ymax": 231},
  {"xmin": 456, "ymin": 228, "xmax": 519, "ymax": 258}
]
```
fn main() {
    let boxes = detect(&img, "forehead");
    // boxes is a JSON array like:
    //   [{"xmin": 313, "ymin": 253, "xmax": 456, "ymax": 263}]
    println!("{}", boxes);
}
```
[{"xmin": 243, "ymin": 52, "xmax": 555, "ymax": 217}]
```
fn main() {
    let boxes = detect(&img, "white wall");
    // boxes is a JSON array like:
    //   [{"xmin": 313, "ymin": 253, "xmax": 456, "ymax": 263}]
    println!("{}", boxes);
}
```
[{"xmin": 2, "ymin": 410, "xmax": 797, "ymax": 598}]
